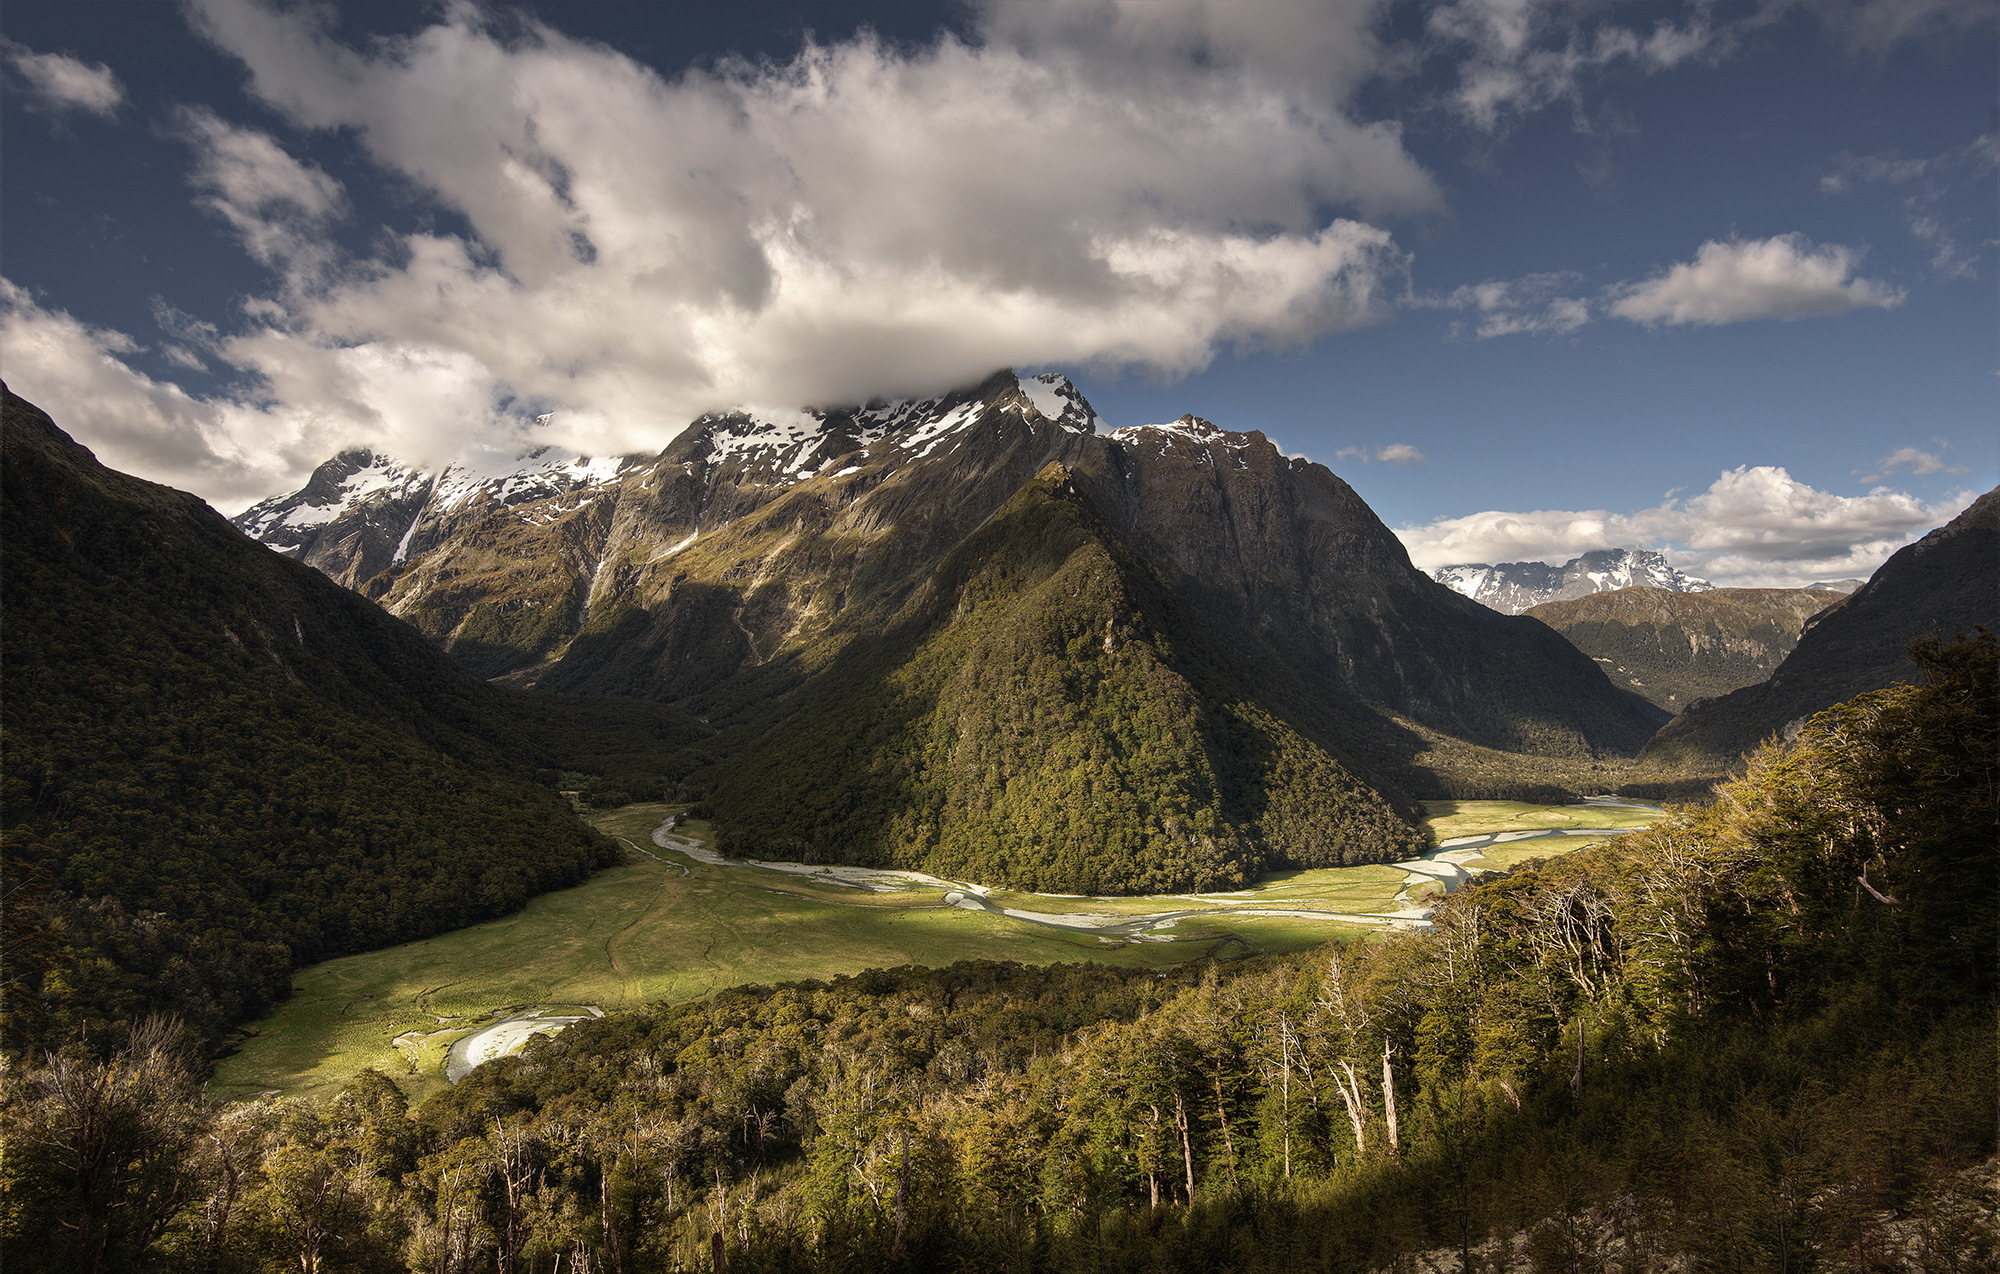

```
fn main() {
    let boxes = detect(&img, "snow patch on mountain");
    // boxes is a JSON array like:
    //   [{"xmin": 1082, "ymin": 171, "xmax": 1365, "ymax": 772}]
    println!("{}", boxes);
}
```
[
  {"xmin": 1434, "ymin": 549, "xmax": 1712, "ymax": 614},
  {"xmin": 1018, "ymin": 373, "xmax": 1102, "ymax": 433}
]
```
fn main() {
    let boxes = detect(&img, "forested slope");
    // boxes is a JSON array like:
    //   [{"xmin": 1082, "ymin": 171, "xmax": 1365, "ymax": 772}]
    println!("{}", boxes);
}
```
[
  {"xmin": 701, "ymin": 463, "xmax": 1425, "ymax": 892},
  {"xmin": 1641, "ymin": 486, "xmax": 1997, "ymax": 773},
  {"xmin": 0, "ymin": 387, "xmax": 637, "ymax": 1055},
  {"xmin": 10, "ymin": 635, "xmax": 1988, "ymax": 1272}
]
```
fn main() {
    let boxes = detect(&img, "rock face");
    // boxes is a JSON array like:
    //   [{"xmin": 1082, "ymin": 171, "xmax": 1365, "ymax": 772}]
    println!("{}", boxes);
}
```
[
  {"xmin": 1434, "ymin": 550, "xmax": 1712, "ymax": 614},
  {"xmin": 237, "ymin": 370, "xmax": 1668, "ymax": 889},
  {"xmin": 1525, "ymin": 587, "xmax": 1846, "ymax": 712},
  {"xmin": 1640, "ymin": 487, "xmax": 1999, "ymax": 773}
]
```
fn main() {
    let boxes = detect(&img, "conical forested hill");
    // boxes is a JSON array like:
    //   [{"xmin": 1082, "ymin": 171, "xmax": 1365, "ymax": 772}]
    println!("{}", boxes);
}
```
[
  {"xmin": 701, "ymin": 462, "xmax": 1425, "ymax": 892},
  {"xmin": 0, "ymin": 386, "xmax": 638, "ymax": 1055}
]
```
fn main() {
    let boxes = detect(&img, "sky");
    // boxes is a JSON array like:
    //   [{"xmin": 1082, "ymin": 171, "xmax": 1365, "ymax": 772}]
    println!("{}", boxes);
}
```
[{"xmin": 2, "ymin": 0, "xmax": 1993, "ymax": 587}]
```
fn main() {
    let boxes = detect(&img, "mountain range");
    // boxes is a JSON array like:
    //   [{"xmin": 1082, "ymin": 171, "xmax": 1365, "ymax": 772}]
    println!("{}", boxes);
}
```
[
  {"xmin": 235, "ymin": 370, "xmax": 1667, "ymax": 889},
  {"xmin": 1433, "ymin": 549, "xmax": 1713, "ymax": 614},
  {"xmin": 1524, "ymin": 586, "xmax": 1846, "ymax": 712}
]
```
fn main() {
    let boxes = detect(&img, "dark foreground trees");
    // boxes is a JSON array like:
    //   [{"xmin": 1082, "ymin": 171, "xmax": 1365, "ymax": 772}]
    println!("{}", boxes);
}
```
[{"xmin": 4, "ymin": 635, "xmax": 1993, "ymax": 1272}]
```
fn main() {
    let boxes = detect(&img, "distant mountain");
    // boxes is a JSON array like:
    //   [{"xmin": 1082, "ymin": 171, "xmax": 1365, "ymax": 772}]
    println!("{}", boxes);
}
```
[
  {"xmin": 239, "ymin": 370, "xmax": 1667, "ymax": 893},
  {"xmin": 0, "ymin": 385, "xmax": 645, "ymax": 1054},
  {"xmin": 1434, "ymin": 549, "xmax": 1712, "ymax": 614},
  {"xmin": 1804, "ymin": 578, "xmax": 1864, "ymax": 594},
  {"xmin": 1640, "ymin": 487, "xmax": 1999, "ymax": 773},
  {"xmin": 1526, "ymin": 587, "xmax": 1845, "ymax": 712}
]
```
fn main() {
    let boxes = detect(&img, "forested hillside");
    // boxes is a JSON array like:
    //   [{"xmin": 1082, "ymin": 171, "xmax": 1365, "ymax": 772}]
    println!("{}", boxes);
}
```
[
  {"xmin": 700, "ymin": 464, "xmax": 1425, "ymax": 892},
  {"xmin": 0, "ymin": 388, "xmax": 698, "ymax": 1056},
  {"xmin": 9, "ymin": 635, "xmax": 1988, "ymax": 1272},
  {"xmin": 1641, "ymin": 486, "xmax": 1997, "ymax": 774}
]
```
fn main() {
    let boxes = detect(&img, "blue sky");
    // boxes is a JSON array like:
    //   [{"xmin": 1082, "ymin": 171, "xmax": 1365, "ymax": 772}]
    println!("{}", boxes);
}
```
[{"xmin": 3, "ymin": 0, "xmax": 1992, "ymax": 585}]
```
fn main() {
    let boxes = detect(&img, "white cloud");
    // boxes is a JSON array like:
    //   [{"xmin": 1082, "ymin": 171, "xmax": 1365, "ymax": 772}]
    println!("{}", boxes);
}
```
[
  {"xmin": 178, "ymin": 108, "xmax": 346, "ymax": 278},
  {"xmin": 1396, "ymin": 464, "xmax": 1974, "ymax": 587},
  {"xmin": 1336, "ymin": 442, "xmax": 1426, "ymax": 466},
  {"xmin": 975, "ymin": 0, "xmax": 1394, "ymax": 106},
  {"xmin": 136, "ymin": 0, "xmax": 1431, "ymax": 483},
  {"xmin": 1608, "ymin": 234, "xmax": 1902, "ymax": 326},
  {"xmin": 2, "ymin": 39, "xmax": 124, "ymax": 116},
  {"xmin": 1426, "ymin": 0, "xmax": 1726, "ymax": 130},
  {"xmin": 1856, "ymin": 445, "xmax": 1969, "ymax": 482},
  {"xmin": 0, "ymin": 282, "xmax": 318, "ymax": 507},
  {"xmin": 1430, "ymin": 271, "xmax": 1592, "ymax": 339}
]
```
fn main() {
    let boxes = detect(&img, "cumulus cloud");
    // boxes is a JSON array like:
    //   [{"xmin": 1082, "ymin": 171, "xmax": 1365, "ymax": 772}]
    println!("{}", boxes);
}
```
[
  {"xmin": 1335, "ymin": 442, "xmax": 1426, "ymax": 466},
  {"xmin": 976, "ymin": 0, "xmax": 1395, "ymax": 106},
  {"xmin": 1608, "ymin": 234, "xmax": 1902, "ymax": 326},
  {"xmin": 1396, "ymin": 465, "xmax": 1974, "ymax": 587},
  {"xmin": 2, "ymin": 39, "xmax": 124, "ymax": 116},
  {"xmin": 101, "ymin": 0, "xmax": 1436, "ymax": 486}
]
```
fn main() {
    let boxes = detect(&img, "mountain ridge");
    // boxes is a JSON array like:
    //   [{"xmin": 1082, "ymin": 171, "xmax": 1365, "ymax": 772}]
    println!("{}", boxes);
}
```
[
  {"xmin": 1525, "ymin": 585, "xmax": 1845, "ymax": 712},
  {"xmin": 1434, "ymin": 548, "xmax": 1712, "ymax": 614},
  {"xmin": 1639, "ymin": 486, "xmax": 1999, "ymax": 772}
]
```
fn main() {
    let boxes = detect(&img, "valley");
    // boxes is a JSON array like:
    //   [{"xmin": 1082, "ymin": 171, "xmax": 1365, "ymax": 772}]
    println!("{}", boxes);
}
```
[{"xmin": 210, "ymin": 797, "xmax": 1659, "ymax": 1103}]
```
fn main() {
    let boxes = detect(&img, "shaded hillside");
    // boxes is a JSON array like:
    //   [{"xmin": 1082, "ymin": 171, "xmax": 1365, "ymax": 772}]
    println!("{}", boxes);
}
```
[
  {"xmin": 0, "ymin": 387, "xmax": 644, "ymax": 1055},
  {"xmin": 1526, "ymin": 586, "xmax": 1843, "ymax": 711},
  {"xmin": 1640, "ymin": 486, "xmax": 1998, "ymax": 773}
]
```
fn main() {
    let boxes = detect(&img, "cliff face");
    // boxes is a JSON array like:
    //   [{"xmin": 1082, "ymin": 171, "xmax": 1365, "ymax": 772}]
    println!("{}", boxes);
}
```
[
  {"xmin": 1526, "ymin": 586, "xmax": 1846, "ymax": 712},
  {"xmin": 1639, "ymin": 487, "xmax": 1999, "ymax": 773}
]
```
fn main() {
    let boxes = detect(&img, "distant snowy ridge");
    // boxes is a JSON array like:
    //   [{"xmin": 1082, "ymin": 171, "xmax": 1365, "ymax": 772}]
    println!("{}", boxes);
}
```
[{"xmin": 1434, "ymin": 549, "xmax": 1712, "ymax": 615}]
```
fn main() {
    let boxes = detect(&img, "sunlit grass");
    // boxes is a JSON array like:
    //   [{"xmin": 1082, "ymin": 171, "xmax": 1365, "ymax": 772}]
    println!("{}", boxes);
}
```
[{"xmin": 213, "ymin": 800, "xmax": 1653, "ymax": 1103}]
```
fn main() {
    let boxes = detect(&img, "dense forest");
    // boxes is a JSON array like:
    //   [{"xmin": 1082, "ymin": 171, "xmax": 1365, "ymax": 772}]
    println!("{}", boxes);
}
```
[
  {"xmin": 6, "ymin": 634, "xmax": 1989, "ymax": 1272},
  {"xmin": 695, "ymin": 465, "xmax": 1426, "ymax": 894},
  {"xmin": 0, "ymin": 388, "xmax": 704, "ymax": 1058}
]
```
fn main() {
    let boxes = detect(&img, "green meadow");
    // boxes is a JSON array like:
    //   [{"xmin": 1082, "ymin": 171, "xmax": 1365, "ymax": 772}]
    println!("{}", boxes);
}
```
[
  {"xmin": 212, "ymin": 800, "xmax": 1657, "ymax": 1103},
  {"xmin": 1421, "ymin": 798, "xmax": 1662, "ymax": 842}
]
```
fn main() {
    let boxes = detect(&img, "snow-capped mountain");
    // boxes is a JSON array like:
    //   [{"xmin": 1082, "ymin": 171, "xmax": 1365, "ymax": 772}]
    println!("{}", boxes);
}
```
[
  {"xmin": 231, "ymin": 371, "xmax": 1103, "ymax": 592},
  {"xmin": 230, "ymin": 367, "xmax": 1663, "ymax": 778},
  {"xmin": 1433, "ymin": 549, "xmax": 1713, "ymax": 615}
]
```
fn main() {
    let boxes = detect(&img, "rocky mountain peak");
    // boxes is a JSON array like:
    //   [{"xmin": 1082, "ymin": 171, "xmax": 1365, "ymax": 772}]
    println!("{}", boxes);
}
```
[{"xmin": 1434, "ymin": 548, "xmax": 1712, "ymax": 615}]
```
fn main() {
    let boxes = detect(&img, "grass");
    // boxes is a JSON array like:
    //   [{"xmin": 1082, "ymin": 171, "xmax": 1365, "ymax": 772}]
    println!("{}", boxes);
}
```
[
  {"xmin": 212, "ymin": 800, "xmax": 1656, "ymax": 1103},
  {"xmin": 1422, "ymin": 798, "xmax": 1661, "ymax": 843}
]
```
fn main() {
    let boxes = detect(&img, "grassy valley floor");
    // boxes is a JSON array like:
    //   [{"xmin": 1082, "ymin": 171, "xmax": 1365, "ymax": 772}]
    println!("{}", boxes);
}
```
[{"xmin": 211, "ymin": 799, "xmax": 1660, "ymax": 1103}]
